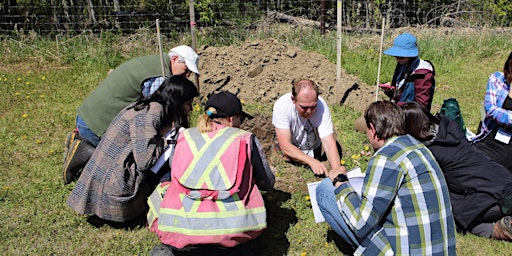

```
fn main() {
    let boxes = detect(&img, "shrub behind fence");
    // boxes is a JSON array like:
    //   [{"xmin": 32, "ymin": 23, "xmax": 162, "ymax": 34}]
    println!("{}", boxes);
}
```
[{"xmin": 1, "ymin": 0, "xmax": 511, "ymax": 37}]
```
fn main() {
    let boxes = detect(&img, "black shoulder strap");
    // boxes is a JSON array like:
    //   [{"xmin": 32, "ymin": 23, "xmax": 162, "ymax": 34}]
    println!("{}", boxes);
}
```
[{"xmin": 424, "ymin": 60, "xmax": 435, "ymax": 76}]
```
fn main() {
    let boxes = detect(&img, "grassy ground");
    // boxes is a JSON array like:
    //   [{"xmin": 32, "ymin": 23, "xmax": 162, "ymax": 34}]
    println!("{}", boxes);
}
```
[{"xmin": 2, "ymin": 26, "xmax": 512, "ymax": 255}]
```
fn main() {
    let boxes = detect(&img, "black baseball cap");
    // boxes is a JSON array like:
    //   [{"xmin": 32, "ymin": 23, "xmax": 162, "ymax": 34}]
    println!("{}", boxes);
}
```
[{"xmin": 205, "ymin": 91, "xmax": 254, "ymax": 120}]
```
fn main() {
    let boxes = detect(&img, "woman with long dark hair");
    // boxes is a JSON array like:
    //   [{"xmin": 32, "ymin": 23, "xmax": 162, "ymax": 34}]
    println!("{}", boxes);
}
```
[
  {"xmin": 403, "ymin": 101, "xmax": 512, "ymax": 241},
  {"xmin": 67, "ymin": 76, "xmax": 199, "ymax": 223}
]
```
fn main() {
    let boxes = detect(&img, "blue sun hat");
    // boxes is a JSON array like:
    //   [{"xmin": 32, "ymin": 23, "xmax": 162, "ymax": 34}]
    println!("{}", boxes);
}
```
[{"xmin": 383, "ymin": 33, "xmax": 419, "ymax": 57}]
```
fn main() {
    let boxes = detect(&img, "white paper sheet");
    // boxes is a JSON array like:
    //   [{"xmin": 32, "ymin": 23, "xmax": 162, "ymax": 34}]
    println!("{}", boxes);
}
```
[
  {"xmin": 307, "ymin": 167, "xmax": 365, "ymax": 223},
  {"xmin": 150, "ymin": 127, "xmax": 184, "ymax": 174}
]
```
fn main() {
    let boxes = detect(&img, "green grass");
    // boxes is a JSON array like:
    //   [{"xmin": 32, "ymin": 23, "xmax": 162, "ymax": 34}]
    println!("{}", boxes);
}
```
[{"xmin": 2, "ymin": 26, "xmax": 512, "ymax": 255}]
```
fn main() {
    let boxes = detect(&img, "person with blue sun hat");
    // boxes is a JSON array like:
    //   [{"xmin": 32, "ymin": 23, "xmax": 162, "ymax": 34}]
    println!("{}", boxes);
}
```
[
  {"xmin": 354, "ymin": 32, "xmax": 437, "ymax": 133},
  {"xmin": 382, "ymin": 32, "xmax": 436, "ymax": 111}
]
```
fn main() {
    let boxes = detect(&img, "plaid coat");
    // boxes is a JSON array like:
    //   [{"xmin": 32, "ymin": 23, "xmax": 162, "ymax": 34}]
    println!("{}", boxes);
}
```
[{"xmin": 67, "ymin": 102, "xmax": 165, "ymax": 222}]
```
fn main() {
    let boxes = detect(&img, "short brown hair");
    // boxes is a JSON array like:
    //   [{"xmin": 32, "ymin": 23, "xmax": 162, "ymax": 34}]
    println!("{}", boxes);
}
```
[{"xmin": 364, "ymin": 101, "xmax": 406, "ymax": 140}]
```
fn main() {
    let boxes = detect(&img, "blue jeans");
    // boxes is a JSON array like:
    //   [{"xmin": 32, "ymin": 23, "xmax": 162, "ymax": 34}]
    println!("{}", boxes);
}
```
[
  {"xmin": 316, "ymin": 178, "xmax": 359, "ymax": 248},
  {"xmin": 76, "ymin": 115, "xmax": 100, "ymax": 147}
]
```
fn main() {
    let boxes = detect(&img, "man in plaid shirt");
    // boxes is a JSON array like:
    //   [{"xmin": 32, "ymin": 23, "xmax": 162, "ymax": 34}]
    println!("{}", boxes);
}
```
[{"xmin": 317, "ymin": 101, "xmax": 456, "ymax": 255}]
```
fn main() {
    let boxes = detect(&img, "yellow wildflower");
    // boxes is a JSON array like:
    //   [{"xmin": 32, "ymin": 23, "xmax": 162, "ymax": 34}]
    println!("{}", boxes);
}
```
[
  {"xmin": 15, "ymin": 92, "xmax": 20, "ymax": 96},
  {"xmin": 305, "ymin": 196, "xmax": 310, "ymax": 201},
  {"xmin": 40, "ymin": 95, "xmax": 45, "ymax": 99},
  {"xmin": 364, "ymin": 145, "xmax": 370, "ymax": 151},
  {"xmin": 41, "ymin": 76, "xmax": 46, "ymax": 80},
  {"xmin": 25, "ymin": 82, "xmax": 30, "ymax": 85},
  {"xmin": 340, "ymin": 159, "xmax": 345, "ymax": 165},
  {"xmin": 36, "ymin": 139, "xmax": 42, "ymax": 144},
  {"xmin": 25, "ymin": 96, "xmax": 30, "ymax": 99},
  {"xmin": 22, "ymin": 113, "xmax": 28, "ymax": 118}
]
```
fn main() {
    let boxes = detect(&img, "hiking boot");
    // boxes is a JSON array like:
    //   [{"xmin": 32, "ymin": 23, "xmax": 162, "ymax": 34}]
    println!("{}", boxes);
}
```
[
  {"xmin": 65, "ymin": 129, "xmax": 79, "ymax": 149},
  {"xmin": 63, "ymin": 129, "xmax": 79, "ymax": 163},
  {"xmin": 63, "ymin": 138, "xmax": 95, "ymax": 184},
  {"xmin": 492, "ymin": 216, "xmax": 512, "ymax": 241}
]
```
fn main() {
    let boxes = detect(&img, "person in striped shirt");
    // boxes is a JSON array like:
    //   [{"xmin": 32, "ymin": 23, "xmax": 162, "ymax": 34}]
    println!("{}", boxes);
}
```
[{"xmin": 316, "ymin": 101, "xmax": 456, "ymax": 255}]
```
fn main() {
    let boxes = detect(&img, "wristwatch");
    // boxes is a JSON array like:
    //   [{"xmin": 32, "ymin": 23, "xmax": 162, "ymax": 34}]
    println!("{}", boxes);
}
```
[{"xmin": 332, "ymin": 173, "xmax": 348, "ymax": 186}]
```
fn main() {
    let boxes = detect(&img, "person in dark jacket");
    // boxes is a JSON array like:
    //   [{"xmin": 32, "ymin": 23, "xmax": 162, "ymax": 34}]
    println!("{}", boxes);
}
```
[{"xmin": 402, "ymin": 101, "xmax": 512, "ymax": 241}]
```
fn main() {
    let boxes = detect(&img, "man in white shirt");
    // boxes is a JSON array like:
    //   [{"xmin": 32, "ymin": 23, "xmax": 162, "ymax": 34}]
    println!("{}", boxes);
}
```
[{"xmin": 272, "ymin": 79, "xmax": 344, "ymax": 175}]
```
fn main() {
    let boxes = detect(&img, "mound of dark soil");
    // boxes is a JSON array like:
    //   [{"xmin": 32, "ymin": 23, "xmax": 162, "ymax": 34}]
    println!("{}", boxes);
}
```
[
  {"xmin": 197, "ymin": 38, "xmax": 377, "ymax": 155},
  {"xmin": 197, "ymin": 38, "xmax": 376, "ymax": 110}
]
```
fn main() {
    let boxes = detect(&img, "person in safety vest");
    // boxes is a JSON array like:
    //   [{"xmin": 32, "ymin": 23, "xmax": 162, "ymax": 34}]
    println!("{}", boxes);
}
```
[
  {"xmin": 66, "ymin": 76, "xmax": 199, "ymax": 223},
  {"xmin": 148, "ymin": 91, "xmax": 275, "ymax": 256}
]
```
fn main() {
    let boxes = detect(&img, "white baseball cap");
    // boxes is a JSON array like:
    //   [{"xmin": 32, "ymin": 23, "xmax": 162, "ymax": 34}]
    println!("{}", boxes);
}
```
[{"xmin": 169, "ymin": 45, "xmax": 200, "ymax": 75}]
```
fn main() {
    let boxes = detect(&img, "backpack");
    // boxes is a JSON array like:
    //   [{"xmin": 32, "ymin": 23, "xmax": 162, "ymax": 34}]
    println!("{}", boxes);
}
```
[{"xmin": 439, "ymin": 98, "xmax": 466, "ymax": 133}]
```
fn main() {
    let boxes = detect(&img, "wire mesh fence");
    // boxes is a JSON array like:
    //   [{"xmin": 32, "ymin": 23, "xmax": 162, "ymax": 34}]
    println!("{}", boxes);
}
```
[{"xmin": 0, "ymin": 0, "xmax": 509, "ymax": 37}]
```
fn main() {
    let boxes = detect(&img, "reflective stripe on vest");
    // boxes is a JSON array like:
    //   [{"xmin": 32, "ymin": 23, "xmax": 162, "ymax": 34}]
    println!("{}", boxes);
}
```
[
  {"xmin": 156, "ymin": 127, "xmax": 267, "ymax": 239},
  {"xmin": 157, "ymin": 193, "xmax": 267, "ymax": 235},
  {"xmin": 179, "ymin": 127, "xmax": 246, "ymax": 198},
  {"xmin": 147, "ymin": 182, "xmax": 170, "ymax": 227}
]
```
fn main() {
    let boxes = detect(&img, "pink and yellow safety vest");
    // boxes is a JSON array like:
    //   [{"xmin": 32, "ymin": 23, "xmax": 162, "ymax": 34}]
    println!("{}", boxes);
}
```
[{"xmin": 147, "ymin": 126, "xmax": 267, "ymax": 248}]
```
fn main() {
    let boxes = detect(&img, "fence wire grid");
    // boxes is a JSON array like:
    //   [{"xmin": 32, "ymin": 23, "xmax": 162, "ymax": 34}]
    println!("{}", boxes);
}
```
[{"xmin": 0, "ymin": 0, "xmax": 508, "ymax": 37}]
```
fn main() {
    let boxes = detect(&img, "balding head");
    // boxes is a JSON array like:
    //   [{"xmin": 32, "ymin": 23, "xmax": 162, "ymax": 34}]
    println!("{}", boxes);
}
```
[
  {"xmin": 292, "ymin": 79, "xmax": 320, "ymax": 98},
  {"xmin": 291, "ymin": 79, "xmax": 320, "ymax": 119}
]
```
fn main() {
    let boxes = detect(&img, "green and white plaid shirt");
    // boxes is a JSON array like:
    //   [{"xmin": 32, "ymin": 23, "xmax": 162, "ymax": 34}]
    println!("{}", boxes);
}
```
[{"xmin": 337, "ymin": 135, "xmax": 456, "ymax": 255}]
